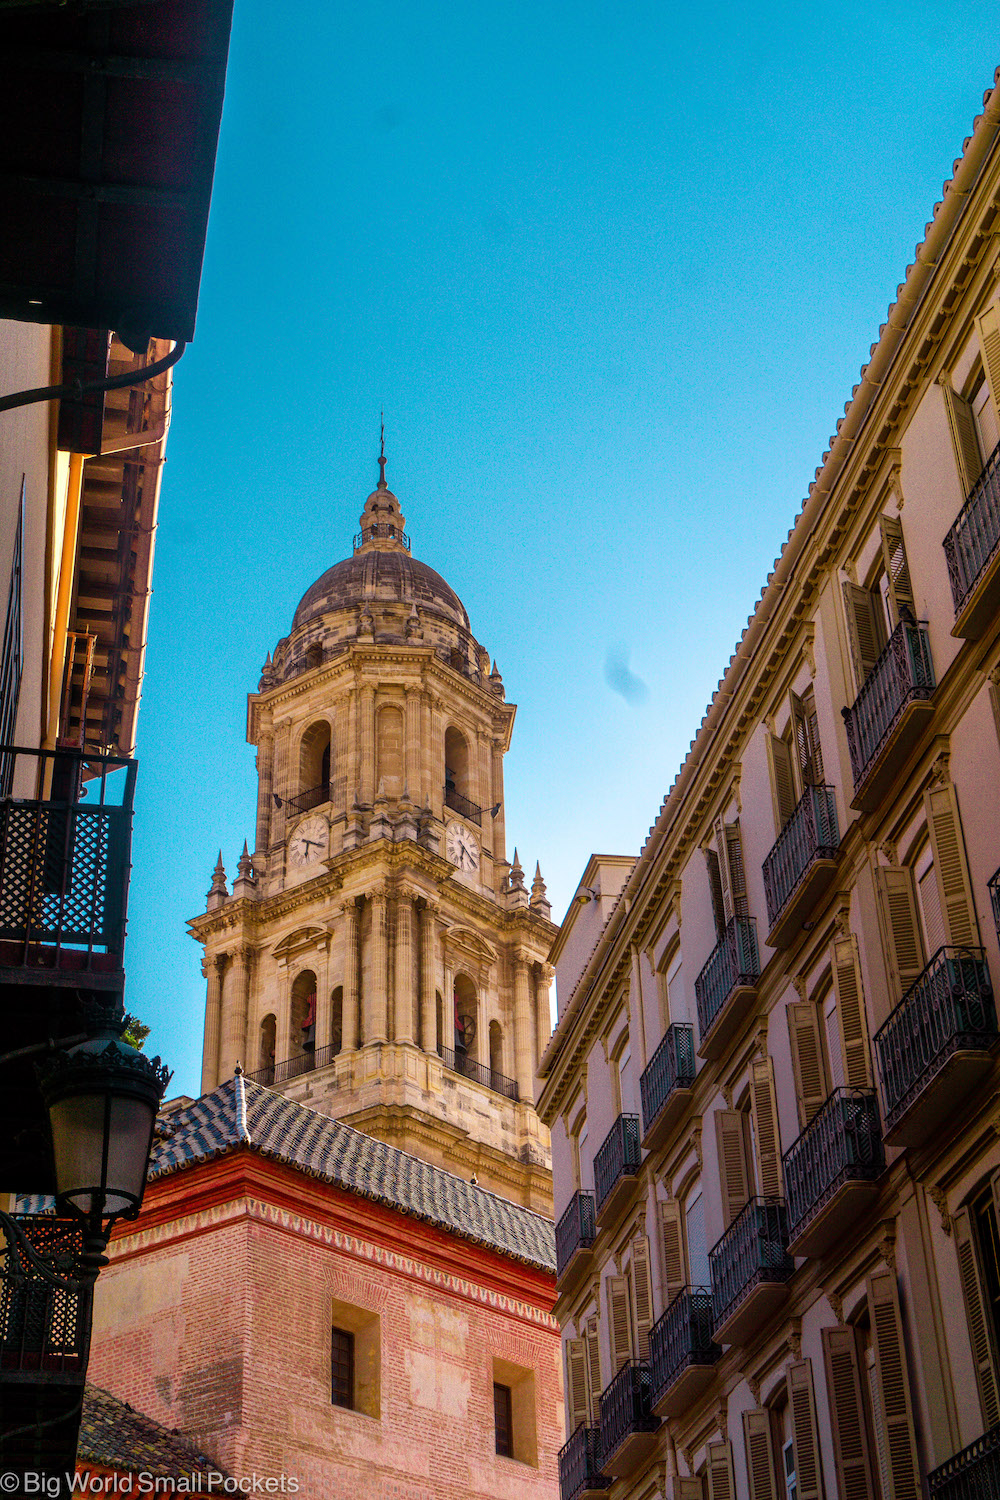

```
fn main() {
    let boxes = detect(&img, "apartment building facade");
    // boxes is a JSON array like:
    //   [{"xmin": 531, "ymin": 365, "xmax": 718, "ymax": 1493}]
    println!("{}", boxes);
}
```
[{"xmin": 538, "ymin": 71, "xmax": 1000, "ymax": 1500}]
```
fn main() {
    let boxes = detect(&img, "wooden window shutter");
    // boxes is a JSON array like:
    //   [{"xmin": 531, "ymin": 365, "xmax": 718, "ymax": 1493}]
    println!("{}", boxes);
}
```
[
  {"xmin": 743, "ymin": 1408, "xmax": 779, "ymax": 1500},
  {"xmin": 768, "ymin": 733, "xmax": 797, "ymax": 830},
  {"xmin": 659, "ymin": 1197, "xmax": 687, "ymax": 1302},
  {"xmin": 750, "ymin": 1055, "xmax": 783, "ymax": 1199},
  {"xmin": 787, "ymin": 1001, "xmax": 827, "ymax": 1126},
  {"xmin": 673, "ymin": 1479, "xmax": 706, "ymax": 1500},
  {"xmin": 725, "ymin": 820, "xmax": 749, "ymax": 918},
  {"xmin": 879, "ymin": 516, "xmax": 916, "ymax": 623},
  {"xmin": 706, "ymin": 1439, "xmax": 735, "ymax": 1500},
  {"xmin": 715, "ymin": 1109, "xmax": 750, "ymax": 1227},
  {"xmin": 788, "ymin": 1359, "xmax": 823, "ymax": 1500},
  {"xmin": 924, "ymin": 783, "xmax": 979, "ymax": 949},
  {"xmin": 713, "ymin": 818, "xmax": 734, "ymax": 926},
  {"xmin": 608, "ymin": 1274, "xmax": 633, "ymax": 1371},
  {"xmin": 631, "ymin": 1236, "xmax": 655, "ymax": 1360},
  {"xmin": 706, "ymin": 846, "xmax": 727, "ymax": 942},
  {"xmin": 821, "ymin": 1325, "xmax": 875, "ymax": 1500},
  {"xmin": 842, "ymin": 581, "xmax": 882, "ymax": 688},
  {"xmin": 975, "ymin": 303, "xmax": 1000, "ymax": 436},
  {"xmin": 585, "ymin": 1315, "xmax": 602, "ymax": 1423},
  {"xmin": 866, "ymin": 1266, "xmax": 921, "ymax": 1500},
  {"xmin": 565, "ymin": 1338, "xmax": 589, "ymax": 1434},
  {"xmin": 942, "ymin": 378, "xmax": 984, "ymax": 494},
  {"xmin": 874, "ymin": 866, "xmax": 926, "ymax": 997},
  {"xmin": 953, "ymin": 1205, "xmax": 1000, "ymax": 1431},
  {"xmin": 832, "ymin": 934, "xmax": 873, "ymax": 1090},
  {"xmin": 791, "ymin": 691, "xmax": 824, "ymax": 787}
]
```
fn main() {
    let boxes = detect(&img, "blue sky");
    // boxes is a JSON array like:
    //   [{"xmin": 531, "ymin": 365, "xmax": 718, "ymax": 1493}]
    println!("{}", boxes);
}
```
[{"xmin": 126, "ymin": 3, "xmax": 999, "ymax": 1094}]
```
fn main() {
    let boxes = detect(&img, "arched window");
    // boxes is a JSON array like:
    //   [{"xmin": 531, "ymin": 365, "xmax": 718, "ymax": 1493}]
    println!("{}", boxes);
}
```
[
  {"xmin": 298, "ymin": 720, "xmax": 332, "ymax": 809},
  {"xmin": 330, "ymin": 985, "xmax": 343, "ymax": 1057},
  {"xmin": 376, "ymin": 704, "xmax": 404, "ymax": 795},
  {"xmin": 444, "ymin": 726, "xmax": 471, "ymax": 805},
  {"xmin": 489, "ymin": 1019, "xmax": 503, "ymax": 1079},
  {"xmin": 435, "ymin": 989, "xmax": 443, "ymax": 1054},
  {"xmin": 259, "ymin": 1014, "xmax": 276, "ymax": 1084},
  {"xmin": 453, "ymin": 973, "xmax": 477, "ymax": 1064},
  {"xmin": 291, "ymin": 969, "xmax": 317, "ymax": 1069}
]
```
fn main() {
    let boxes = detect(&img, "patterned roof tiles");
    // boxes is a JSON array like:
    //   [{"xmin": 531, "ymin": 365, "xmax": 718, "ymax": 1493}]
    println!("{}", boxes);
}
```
[{"xmin": 79, "ymin": 1384, "xmax": 225, "ymax": 1479}]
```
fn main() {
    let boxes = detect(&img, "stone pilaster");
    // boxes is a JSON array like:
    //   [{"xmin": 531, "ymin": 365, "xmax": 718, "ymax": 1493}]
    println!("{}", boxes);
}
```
[
  {"xmin": 630, "ymin": 944, "xmax": 648, "ymax": 1067},
  {"xmin": 359, "ymin": 683, "xmax": 375, "ymax": 804},
  {"xmin": 341, "ymin": 900, "xmax": 360, "ymax": 1051},
  {"xmin": 220, "ymin": 945, "xmax": 254, "ymax": 1079},
  {"xmin": 536, "ymin": 962, "xmax": 554, "ymax": 1069},
  {"xmin": 366, "ymin": 887, "xmax": 388, "ymax": 1043},
  {"xmin": 394, "ymin": 889, "xmax": 415, "ymax": 1044},
  {"xmin": 201, "ymin": 954, "xmax": 225, "ymax": 1094},
  {"xmin": 419, "ymin": 902, "xmax": 438, "ymax": 1053},
  {"xmin": 513, "ymin": 949, "xmax": 533, "ymax": 1103},
  {"xmin": 405, "ymin": 687, "xmax": 421, "ymax": 799},
  {"xmin": 254, "ymin": 729, "xmax": 273, "ymax": 862},
  {"xmin": 270, "ymin": 721, "xmax": 290, "ymax": 850}
]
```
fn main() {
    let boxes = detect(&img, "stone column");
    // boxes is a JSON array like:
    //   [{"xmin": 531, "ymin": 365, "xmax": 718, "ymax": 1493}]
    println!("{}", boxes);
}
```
[
  {"xmin": 430, "ymin": 695, "xmax": 444, "ymax": 820},
  {"xmin": 420, "ymin": 691, "xmax": 432, "ymax": 808},
  {"xmin": 218, "ymin": 947, "xmax": 253, "ymax": 1078},
  {"xmin": 536, "ymin": 962, "xmax": 554, "ymax": 1070},
  {"xmin": 394, "ymin": 890, "xmax": 415, "ymax": 1044},
  {"xmin": 366, "ymin": 887, "xmax": 388, "ymax": 1043},
  {"xmin": 314, "ymin": 939, "xmax": 332, "ymax": 1058},
  {"xmin": 359, "ymin": 683, "xmax": 375, "ymax": 804},
  {"xmin": 405, "ymin": 688, "xmax": 421, "ymax": 799},
  {"xmin": 201, "ymin": 954, "xmax": 224, "ymax": 1094},
  {"xmin": 341, "ymin": 900, "xmax": 360, "ymax": 1051},
  {"xmin": 270, "ymin": 721, "xmax": 290, "ymax": 850},
  {"xmin": 477, "ymin": 730, "xmax": 491, "ymax": 819},
  {"xmin": 347, "ymin": 683, "xmax": 359, "ymax": 798},
  {"xmin": 513, "ymin": 950, "xmax": 534, "ymax": 1103},
  {"xmin": 419, "ymin": 902, "xmax": 438, "ymax": 1053},
  {"xmin": 442, "ymin": 956, "xmax": 454, "ymax": 1054},
  {"xmin": 491, "ymin": 737, "xmax": 506, "ymax": 863},
  {"xmin": 254, "ymin": 729, "xmax": 273, "ymax": 861},
  {"xmin": 274, "ymin": 964, "xmax": 292, "ymax": 1066}
]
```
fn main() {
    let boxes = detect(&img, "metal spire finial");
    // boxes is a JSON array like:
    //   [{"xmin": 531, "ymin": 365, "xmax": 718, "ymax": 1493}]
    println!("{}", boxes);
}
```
[{"xmin": 378, "ymin": 410, "xmax": 387, "ymax": 488}]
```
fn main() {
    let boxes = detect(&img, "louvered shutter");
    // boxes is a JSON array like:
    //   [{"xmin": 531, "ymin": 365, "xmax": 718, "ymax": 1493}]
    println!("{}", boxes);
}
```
[
  {"xmin": 787, "ymin": 1001, "xmax": 827, "ymax": 1126},
  {"xmin": 791, "ymin": 692, "xmax": 823, "ymax": 787},
  {"xmin": 725, "ymin": 821, "xmax": 749, "ymax": 919},
  {"xmin": 866, "ymin": 1266, "xmax": 921, "ymax": 1500},
  {"xmin": 832, "ymin": 934, "xmax": 872, "ymax": 1089},
  {"xmin": 608, "ymin": 1275, "xmax": 633, "ymax": 1371},
  {"xmin": 875, "ymin": 866, "xmax": 926, "ymax": 997},
  {"xmin": 743, "ymin": 1409, "xmax": 779, "ymax": 1500},
  {"xmin": 942, "ymin": 379, "xmax": 984, "ymax": 495},
  {"xmin": 565, "ymin": 1338, "xmax": 589, "ymax": 1435},
  {"xmin": 788, "ymin": 1360, "xmax": 823, "ymax": 1500},
  {"xmin": 806, "ymin": 701, "xmax": 824, "ymax": 784},
  {"xmin": 673, "ymin": 1479, "xmax": 706, "ymax": 1500},
  {"xmin": 631, "ymin": 1237, "xmax": 654, "ymax": 1359},
  {"xmin": 879, "ymin": 516, "xmax": 916, "ymax": 623},
  {"xmin": 750, "ymin": 1055, "xmax": 783, "ymax": 1199},
  {"xmin": 953, "ymin": 1205, "xmax": 1000, "ymax": 1431},
  {"xmin": 821, "ymin": 1325, "xmax": 875, "ymax": 1500},
  {"xmin": 706, "ymin": 847, "xmax": 727, "ymax": 942},
  {"xmin": 585, "ymin": 1315, "xmax": 602, "ymax": 1423},
  {"xmin": 715, "ymin": 1110, "xmax": 750, "ymax": 1227},
  {"xmin": 843, "ymin": 581, "xmax": 882, "ymax": 688},
  {"xmin": 924, "ymin": 783, "xmax": 979, "ymax": 948},
  {"xmin": 976, "ymin": 304, "xmax": 1000, "ymax": 436},
  {"xmin": 714, "ymin": 818, "xmax": 734, "ymax": 926},
  {"xmin": 768, "ymin": 734, "xmax": 798, "ymax": 830},
  {"xmin": 707, "ymin": 1439, "xmax": 735, "ymax": 1500},
  {"xmin": 659, "ymin": 1198, "xmax": 687, "ymax": 1302}
]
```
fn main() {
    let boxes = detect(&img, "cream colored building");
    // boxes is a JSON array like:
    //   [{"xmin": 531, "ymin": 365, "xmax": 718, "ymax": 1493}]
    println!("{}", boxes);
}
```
[
  {"xmin": 539, "ymin": 73, "xmax": 1000, "ymax": 1500},
  {"xmin": 190, "ymin": 460, "xmax": 557, "ymax": 1212}
]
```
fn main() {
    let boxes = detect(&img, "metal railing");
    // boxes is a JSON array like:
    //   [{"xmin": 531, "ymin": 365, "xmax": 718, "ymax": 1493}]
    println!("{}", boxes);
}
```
[
  {"xmin": 709, "ymin": 1197, "xmax": 793, "ymax": 1333},
  {"xmin": 929, "ymin": 1420, "xmax": 1000, "ymax": 1498},
  {"xmin": 243, "ymin": 1042, "xmax": 342, "ymax": 1087},
  {"xmin": 593, "ymin": 1115, "xmax": 641, "ymax": 1217},
  {"xmin": 842, "ymin": 620, "xmax": 934, "ymax": 790},
  {"xmin": 639, "ymin": 1024, "xmax": 695, "ymax": 1137},
  {"xmin": 783, "ymin": 1088, "xmax": 884, "ymax": 1243},
  {"xmin": 437, "ymin": 1044, "xmax": 519, "ymax": 1101},
  {"xmin": 649, "ymin": 1286, "xmax": 719, "ymax": 1404},
  {"xmin": 284, "ymin": 783, "xmax": 329, "ymax": 816},
  {"xmin": 353, "ymin": 523, "xmax": 411, "ymax": 551},
  {"xmin": 0, "ymin": 745, "xmax": 135, "ymax": 970},
  {"xmin": 443, "ymin": 786, "xmax": 483, "ymax": 826},
  {"xmin": 559, "ymin": 1425, "xmax": 611, "ymax": 1500},
  {"xmin": 762, "ymin": 784, "xmax": 839, "ymax": 929},
  {"xmin": 875, "ymin": 946, "xmax": 996, "ymax": 1135},
  {"xmin": 943, "ymin": 439, "xmax": 1000, "ymax": 617},
  {"xmin": 598, "ymin": 1360, "xmax": 657, "ymax": 1471},
  {"xmin": 556, "ymin": 1191, "xmax": 597, "ymax": 1279},
  {"xmin": 695, "ymin": 916, "xmax": 759, "ymax": 1043},
  {"xmin": 0, "ymin": 1215, "xmax": 89, "ymax": 1378},
  {"xmin": 988, "ymin": 866, "xmax": 1000, "ymax": 943}
]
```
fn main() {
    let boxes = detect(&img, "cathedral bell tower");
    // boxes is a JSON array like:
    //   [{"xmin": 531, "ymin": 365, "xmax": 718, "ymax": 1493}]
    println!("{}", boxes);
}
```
[{"xmin": 189, "ymin": 455, "xmax": 557, "ymax": 1212}]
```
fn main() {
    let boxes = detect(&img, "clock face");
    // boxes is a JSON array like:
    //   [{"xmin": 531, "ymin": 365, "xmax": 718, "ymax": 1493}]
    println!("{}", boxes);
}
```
[
  {"xmin": 288, "ymin": 814, "xmax": 328, "ymax": 868},
  {"xmin": 446, "ymin": 820, "xmax": 480, "ymax": 872}
]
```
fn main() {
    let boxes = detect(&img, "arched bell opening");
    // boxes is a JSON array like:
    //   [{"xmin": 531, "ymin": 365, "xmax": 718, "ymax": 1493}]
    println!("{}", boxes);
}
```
[
  {"xmin": 444, "ymin": 726, "xmax": 473, "ymax": 816},
  {"xmin": 298, "ymin": 721, "xmax": 332, "ymax": 812},
  {"xmin": 291, "ymin": 969, "xmax": 318, "ymax": 1070},
  {"xmin": 453, "ymin": 973, "xmax": 478, "ymax": 1075},
  {"xmin": 489, "ymin": 1019, "xmax": 503, "ymax": 1081},
  {"xmin": 259, "ymin": 1014, "xmax": 276, "ymax": 1085},
  {"xmin": 330, "ymin": 985, "xmax": 344, "ymax": 1057}
]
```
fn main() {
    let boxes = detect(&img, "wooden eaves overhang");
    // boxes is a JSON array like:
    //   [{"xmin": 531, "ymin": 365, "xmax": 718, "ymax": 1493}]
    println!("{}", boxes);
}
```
[{"xmin": 537, "ymin": 69, "xmax": 1000, "ymax": 1124}]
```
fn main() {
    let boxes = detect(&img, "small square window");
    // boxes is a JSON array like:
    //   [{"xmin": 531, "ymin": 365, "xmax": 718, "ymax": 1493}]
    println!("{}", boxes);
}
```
[
  {"xmin": 494, "ymin": 1382, "xmax": 513, "ymax": 1456},
  {"xmin": 331, "ymin": 1326, "xmax": 354, "ymax": 1409}
]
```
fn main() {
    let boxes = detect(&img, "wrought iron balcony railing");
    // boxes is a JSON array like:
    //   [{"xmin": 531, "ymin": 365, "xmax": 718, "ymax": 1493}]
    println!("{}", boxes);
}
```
[
  {"xmin": 354, "ymin": 523, "xmax": 411, "ymax": 551},
  {"xmin": 988, "ymin": 866, "xmax": 1000, "ymax": 943},
  {"xmin": 559, "ymin": 1424, "xmax": 612, "ymax": 1500},
  {"xmin": 243, "ymin": 1042, "xmax": 342, "ymax": 1088},
  {"xmin": 443, "ymin": 785, "xmax": 483, "ymax": 826},
  {"xmin": 556, "ymin": 1191, "xmax": 597, "ymax": 1280},
  {"xmin": 842, "ymin": 620, "xmax": 934, "ymax": 795},
  {"xmin": 639, "ymin": 1024, "xmax": 695, "ymax": 1142},
  {"xmin": 875, "ymin": 947, "xmax": 996, "ymax": 1140},
  {"xmin": 649, "ymin": 1286, "xmax": 720, "ymax": 1410},
  {"xmin": 284, "ymin": 783, "xmax": 330, "ymax": 816},
  {"xmin": 0, "ymin": 745, "xmax": 135, "ymax": 978},
  {"xmin": 695, "ymin": 916, "xmax": 759, "ymax": 1050},
  {"xmin": 710, "ymin": 1197, "xmax": 793, "ymax": 1337},
  {"xmin": 762, "ymin": 785, "xmax": 839, "ymax": 931},
  {"xmin": 943, "ymin": 439, "xmax": 1000, "ymax": 621},
  {"xmin": 598, "ymin": 1360, "xmax": 658, "ymax": 1474},
  {"xmin": 437, "ymin": 1044, "xmax": 519, "ymax": 1101},
  {"xmin": 783, "ymin": 1088, "xmax": 884, "ymax": 1248},
  {"xmin": 593, "ymin": 1115, "xmax": 641, "ymax": 1219},
  {"xmin": 0, "ymin": 1215, "xmax": 89, "ymax": 1378},
  {"xmin": 929, "ymin": 1420, "xmax": 1000, "ymax": 1498}
]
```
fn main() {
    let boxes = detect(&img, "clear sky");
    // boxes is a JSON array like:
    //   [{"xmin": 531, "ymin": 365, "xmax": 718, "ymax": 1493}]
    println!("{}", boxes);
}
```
[{"xmin": 125, "ymin": 2, "xmax": 999, "ymax": 1096}]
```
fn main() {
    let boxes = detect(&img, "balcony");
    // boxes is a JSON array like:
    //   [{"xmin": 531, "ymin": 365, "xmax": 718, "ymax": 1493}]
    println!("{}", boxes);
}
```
[
  {"xmin": 593, "ymin": 1115, "xmax": 641, "ymax": 1227},
  {"xmin": 944, "ymin": 439, "xmax": 1000, "ymax": 638},
  {"xmin": 783, "ymin": 1089, "xmax": 884, "ymax": 1258},
  {"xmin": 842, "ymin": 620, "xmax": 935, "ymax": 812},
  {"xmin": 284, "ymin": 783, "xmax": 329, "ymax": 816},
  {"xmin": 649, "ymin": 1286, "xmax": 720, "ymax": 1418},
  {"xmin": 437, "ymin": 1044, "xmax": 519, "ymax": 1101},
  {"xmin": 443, "ymin": 785, "xmax": 483, "ymax": 826},
  {"xmin": 929, "ymin": 1421, "xmax": 1000, "ymax": 1499},
  {"xmin": 695, "ymin": 916, "xmax": 760, "ymax": 1060},
  {"xmin": 243, "ymin": 1042, "xmax": 342, "ymax": 1088},
  {"xmin": 988, "ymin": 865, "xmax": 1000, "ymax": 942},
  {"xmin": 556, "ymin": 1191, "xmax": 597, "ymax": 1291},
  {"xmin": 639, "ymin": 1024, "xmax": 696, "ymax": 1151},
  {"xmin": 709, "ymin": 1197, "xmax": 793, "ymax": 1345},
  {"xmin": 875, "ymin": 947, "xmax": 997, "ymax": 1147},
  {"xmin": 598, "ymin": 1361, "xmax": 659, "ymax": 1478},
  {"xmin": 559, "ymin": 1425, "xmax": 612, "ymax": 1500},
  {"xmin": 762, "ymin": 785, "xmax": 840, "ymax": 948}
]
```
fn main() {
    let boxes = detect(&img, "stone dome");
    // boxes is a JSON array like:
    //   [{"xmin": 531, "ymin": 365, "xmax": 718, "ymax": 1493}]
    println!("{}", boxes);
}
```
[{"xmin": 292, "ymin": 549, "xmax": 470, "ymax": 632}]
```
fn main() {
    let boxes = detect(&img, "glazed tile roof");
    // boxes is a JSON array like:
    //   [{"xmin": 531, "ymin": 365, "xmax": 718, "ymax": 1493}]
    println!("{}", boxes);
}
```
[
  {"xmin": 80, "ymin": 1384, "xmax": 225, "ymax": 1478},
  {"xmin": 151, "ymin": 1075, "xmax": 556, "ymax": 1273}
]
